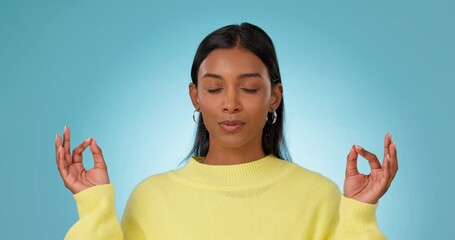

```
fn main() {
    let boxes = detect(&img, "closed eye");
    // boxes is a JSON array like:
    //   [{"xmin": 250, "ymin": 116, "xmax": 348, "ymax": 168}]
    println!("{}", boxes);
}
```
[
  {"xmin": 242, "ymin": 88, "xmax": 258, "ymax": 93},
  {"xmin": 208, "ymin": 88, "xmax": 222, "ymax": 94}
]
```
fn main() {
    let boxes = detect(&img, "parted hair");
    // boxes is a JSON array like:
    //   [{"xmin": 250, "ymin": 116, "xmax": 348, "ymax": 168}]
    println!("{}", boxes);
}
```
[{"xmin": 187, "ymin": 22, "xmax": 291, "ymax": 162}]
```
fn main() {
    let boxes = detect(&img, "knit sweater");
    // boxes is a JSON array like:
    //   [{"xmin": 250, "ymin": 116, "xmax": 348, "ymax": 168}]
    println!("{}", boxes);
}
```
[{"xmin": 65, "ymin": 155, "xmax": 386, "ymax": 239}]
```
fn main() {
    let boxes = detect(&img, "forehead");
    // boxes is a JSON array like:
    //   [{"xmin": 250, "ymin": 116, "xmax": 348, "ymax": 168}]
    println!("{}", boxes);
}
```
[{"xmin": 199, "ymin": 47, "xmax": 268, "ymax": 76}]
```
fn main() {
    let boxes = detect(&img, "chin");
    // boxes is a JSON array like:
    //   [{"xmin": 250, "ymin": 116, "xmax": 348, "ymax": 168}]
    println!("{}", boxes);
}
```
[{"xmin": 214, "ymin": 134, "xmax": 261, "ymax": 150}]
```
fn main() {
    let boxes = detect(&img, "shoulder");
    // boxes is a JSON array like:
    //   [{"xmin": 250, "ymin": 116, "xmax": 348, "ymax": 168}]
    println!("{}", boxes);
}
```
[
  {"xmin": 283, "ymin": 161, "xmax": 341, "ymax": 197},
  {"xmin": 128, "ymin": 171, "xmax": 176, "ymax": 198}
]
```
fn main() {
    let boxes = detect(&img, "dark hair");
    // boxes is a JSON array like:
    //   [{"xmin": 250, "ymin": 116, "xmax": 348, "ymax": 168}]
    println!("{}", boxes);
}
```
[{"xmin": 186, "ymin": 22, "xmax": 291, "ymax": 162}]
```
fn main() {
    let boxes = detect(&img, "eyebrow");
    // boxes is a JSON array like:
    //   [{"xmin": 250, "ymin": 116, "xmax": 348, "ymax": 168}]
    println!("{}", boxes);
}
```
[{"xmin": 202, "ymin": 72, "xmax": 263, "ymax": 80}]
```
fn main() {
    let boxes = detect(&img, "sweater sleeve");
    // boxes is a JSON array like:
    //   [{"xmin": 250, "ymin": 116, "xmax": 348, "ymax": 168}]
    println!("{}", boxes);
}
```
[
  {"xmin": 313, "ymin": 182, "xmax": 386, "ymax": 240},
  {"xmin": 64, "ymin": 184, "xmax": 131, "ymax": 240},
  {"xmin": 332, "ymin": 196, "xmax": 386, "ymax": 239},
  {"xmin": 121, "ymin": 184, "xmax": 147, "ymax": 239}
]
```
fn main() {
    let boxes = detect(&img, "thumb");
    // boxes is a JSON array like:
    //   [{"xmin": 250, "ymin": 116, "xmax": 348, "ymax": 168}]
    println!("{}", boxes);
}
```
[
  {"xmin": 90, "ymin": 138, "xmax": 107, "ymax": 170},
  {"xmin": 346, "ymin": 145, "xmax": 359, "ymax": 177}
]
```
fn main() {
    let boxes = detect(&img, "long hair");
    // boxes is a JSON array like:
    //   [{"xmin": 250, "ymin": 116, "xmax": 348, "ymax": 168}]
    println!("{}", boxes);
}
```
[{"xmin": 186, "ymin": 22, "xmax": 291, "ymax": 162}]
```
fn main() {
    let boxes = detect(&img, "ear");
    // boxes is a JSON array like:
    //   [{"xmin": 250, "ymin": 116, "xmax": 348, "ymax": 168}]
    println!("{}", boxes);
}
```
[
  {"xmin": 189, "ymin": 83, "xmax": 200, "ymax": 109},
  {"xmin": 270, "ymin": 83, "xmax": 283, "ymax": 111}
]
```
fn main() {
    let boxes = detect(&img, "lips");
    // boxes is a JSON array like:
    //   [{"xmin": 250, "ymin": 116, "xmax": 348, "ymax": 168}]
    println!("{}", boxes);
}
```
[{"xmin": 219, "ymin": 120, "xmax": 245, "ymax": 132}]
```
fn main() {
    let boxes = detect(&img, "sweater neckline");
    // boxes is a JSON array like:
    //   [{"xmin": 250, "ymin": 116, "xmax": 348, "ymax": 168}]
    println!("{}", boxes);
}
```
[{"xmin": 170, "ymin": 154, "xmax": 294, "ymax": 188}]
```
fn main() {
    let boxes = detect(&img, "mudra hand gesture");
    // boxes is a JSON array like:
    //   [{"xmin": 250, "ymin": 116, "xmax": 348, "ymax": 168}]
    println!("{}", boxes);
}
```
[
  {"xmin": 344, "ymin": 133, "xmax": 398, "ymax": 204},
  {"xmin": 55, "ymin": 126, "xmax": 110, "ymax": 194}
]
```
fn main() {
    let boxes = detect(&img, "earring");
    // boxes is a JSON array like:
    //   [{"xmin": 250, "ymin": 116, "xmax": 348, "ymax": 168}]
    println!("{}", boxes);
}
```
[
  {"xmin": 193, "ymin": 109, "xmax": 200, "ymax": 123},
  {"xmin": 271, "ymin": 111, "xmax": 277, "ymax": 125},
  {"xmin": 267, "ymin": 111, "xmax": 277, "ymax": 124}
]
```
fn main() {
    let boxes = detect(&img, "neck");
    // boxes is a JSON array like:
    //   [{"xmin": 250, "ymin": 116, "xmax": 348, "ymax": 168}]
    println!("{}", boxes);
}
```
[{"xmin": 203, "ymin": 142, "xmax": 265, "ymax": 165}]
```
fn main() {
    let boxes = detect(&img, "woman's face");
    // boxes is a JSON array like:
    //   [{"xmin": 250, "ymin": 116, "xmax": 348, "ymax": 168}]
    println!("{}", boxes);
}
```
[{"xmin": 190, "ymin": 47, "xmax": 282, "ymax": 152}]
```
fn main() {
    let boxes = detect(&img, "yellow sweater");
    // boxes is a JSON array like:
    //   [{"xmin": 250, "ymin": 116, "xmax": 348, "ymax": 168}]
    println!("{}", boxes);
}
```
[{"xmin": 65, "ymin": 155, "xmax": 386, "ymax": 239}]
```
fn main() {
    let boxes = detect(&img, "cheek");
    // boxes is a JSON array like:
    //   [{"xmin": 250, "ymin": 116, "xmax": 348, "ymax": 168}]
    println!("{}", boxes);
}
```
[
  {"xmin": 198, "ymin": 100, "xmax": 218, "ymax": 117},
  {"xmin": 197, "ymin": 99, "xmax": 218, "ymax": 128},
  {"xmin": 244, "ymin": 98, "xmax": 270, "ymax": 118},
  {"xmin": 197, "ymin": 91, "xmax": 218, "ymax": 110},
  {"xmin": 255, "ymin": 92, "xmax": 272, "ymax": 108}
]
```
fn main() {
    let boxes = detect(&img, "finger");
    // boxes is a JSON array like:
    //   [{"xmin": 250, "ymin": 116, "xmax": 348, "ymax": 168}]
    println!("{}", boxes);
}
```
[
  {"xmin": 90, "ymin": 139, "xmax": 107, "ymax": 170},
  {"xmin": 62, "ymin": 126, "xmax": 72, "ymax": 165},
  {"xmin": 55, "ymin": 134, "xmax": 62, "ymax": 161},
  {"xmin": 56, "ymin": 145, "xmax": 69, "ymax": 179},
  {"xmin": 382, "ymin": 154, "xmax": 392, "ymax": 186},
  {"xmin": 346, "ymin": 145, "xmax": 359, "ymax": 177},
  {"xmin": 384, "ymin": 133, "xmax": 391, "ymax": 159},
  {"xmin": 55, "ymin": 134, "xmax": 62, "ymax": 151},
  {"xmin": 355, "ymin": 145, "xmax": 382, "ymax": 169},
  {"xmin": 72, "ymin": 138, "xmax": 92, "ymax": 164},
  {"xmin": 389, "ymin": 141, "xmax": 398, "ymax": 181}
]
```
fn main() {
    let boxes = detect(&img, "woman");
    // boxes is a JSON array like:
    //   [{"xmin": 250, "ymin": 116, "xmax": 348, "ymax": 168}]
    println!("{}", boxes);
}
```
[{"xmin": 55, "ymin": 23, "xmax": 398, "ymax": 239}]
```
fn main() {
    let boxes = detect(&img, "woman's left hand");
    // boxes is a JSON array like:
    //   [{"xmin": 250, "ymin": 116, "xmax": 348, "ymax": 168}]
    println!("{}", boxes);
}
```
[{"xmin": 344, "ymin": 133, "xmax": 398, "ymax": 204}]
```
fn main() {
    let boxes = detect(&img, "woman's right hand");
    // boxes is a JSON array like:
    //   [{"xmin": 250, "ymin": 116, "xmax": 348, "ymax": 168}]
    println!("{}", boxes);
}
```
[{"xmin": 55, "ymin": 126, "xmax": 110, "ymax": 194}]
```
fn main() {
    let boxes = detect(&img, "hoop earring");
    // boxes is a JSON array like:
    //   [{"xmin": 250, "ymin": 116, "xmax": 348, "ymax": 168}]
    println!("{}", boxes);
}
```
[
  {"xmin": 266, "ymin": 111, "xmax": 278, "ymax": 124},
  {"xmin": 193, "ymin": 109, "xmax": 200, "ymax": 124},
  {"xmin": 271, "ymin": 111, "xmax": 277, "ymax": 125}
]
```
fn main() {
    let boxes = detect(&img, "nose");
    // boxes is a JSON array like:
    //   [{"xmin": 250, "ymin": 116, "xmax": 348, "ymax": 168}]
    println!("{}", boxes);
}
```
[{"xmin": 223, "ymin": 88, "xmax": 241, "ymax": 113}]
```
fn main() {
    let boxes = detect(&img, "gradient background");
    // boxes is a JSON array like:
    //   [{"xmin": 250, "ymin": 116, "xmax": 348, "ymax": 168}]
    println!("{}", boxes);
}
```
[{"xmin": 1, "ymin": 0, "xmax": 454, "ymax": 239}]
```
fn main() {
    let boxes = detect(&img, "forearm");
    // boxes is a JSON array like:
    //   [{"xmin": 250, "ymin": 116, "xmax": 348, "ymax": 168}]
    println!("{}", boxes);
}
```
[
  {"xmin": 333, "ymin": 196, "xmax": 386, "ymax": 240},
  {"xmin": 64, "ymin": 184, "xmax": 123, "ymax": 240}
]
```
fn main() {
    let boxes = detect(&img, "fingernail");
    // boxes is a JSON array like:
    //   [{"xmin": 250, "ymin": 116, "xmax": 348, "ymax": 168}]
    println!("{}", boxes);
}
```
[
  {"xmin": 389, "ymin": 132, "xmax": 392, "ymax": 140},
  {"xmin": 355, "ymin": 145, "xmax": 362, "ymax": 151},
  {"xmin": 387, "ymin": 154, "xmax": 390, "ymax": 162},
  {"xmin": 85, "ymin": 138, "xmax": 91, "ymax": 142},
  {"xmin": 393, "ymin": 141, "xmax": 396, "ymax": 148},
  {"xmin": 55, "ymin": 134, "xmax": 58, "ymax": 140},
  {"xmin": 92, "ymin": 138, "xmax": 97, "ymax": 145},
  {"xmin": 58, "ymin": 146, "xmax": 62, "ymax": 151},
  {"xmin": 64, "ymin": 126, "xmax": 67, "ymax": 132}
]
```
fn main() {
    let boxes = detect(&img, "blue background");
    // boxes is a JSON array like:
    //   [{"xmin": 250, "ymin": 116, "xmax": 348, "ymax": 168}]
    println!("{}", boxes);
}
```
[{"xmin": 1, "ymin": 0, "xmax": 454, "ymax": 239}]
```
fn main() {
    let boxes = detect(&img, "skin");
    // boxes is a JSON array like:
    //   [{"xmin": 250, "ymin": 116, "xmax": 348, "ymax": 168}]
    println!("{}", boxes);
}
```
[
  {"xmin": 189, "ymin": 47, "xmax": 282, "ymax": 165},
  {"xmin": 344, "ymin": 136, "xmax": 398, "ymax": 204},
  {"xmin": 55, "ymin": 47, "xmax": 398, "ymax": 204},
  {"xmin": 55, "ymin": 127, "xmax": 109, "ymax": 194}
]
